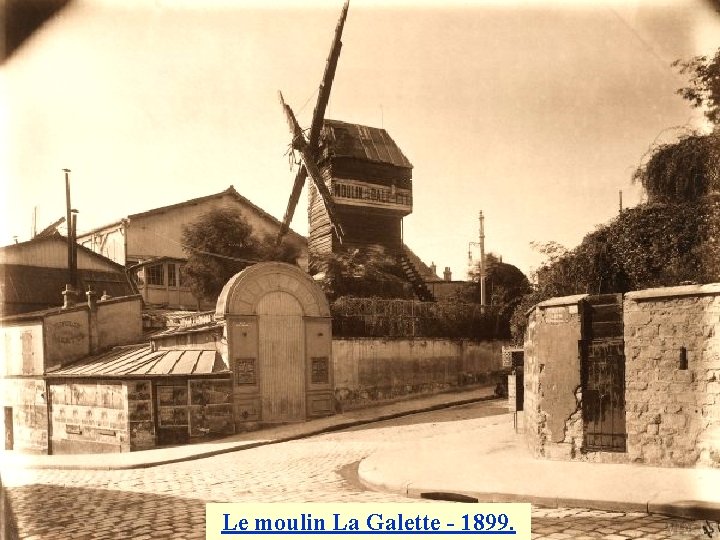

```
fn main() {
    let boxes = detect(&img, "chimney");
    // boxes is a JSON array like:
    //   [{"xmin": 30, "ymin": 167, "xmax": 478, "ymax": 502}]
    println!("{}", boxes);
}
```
[
  {"xmin": 87, "ymin": 288, "xmax": 99, "ymax": 353},
  {"xmin": 430, "ymin": 262, "xmax": 437, "ymax": 277},
  {"xmin": 62, "ymin": 284, "xmax": 76, "ymax": 308},
  {"xmin": 86, "ymin": 288, "xmax": 97, "ymax": 311},
  {"xmin": 443, "ymin": 267, "xmax": 452, "ymax": 281}
]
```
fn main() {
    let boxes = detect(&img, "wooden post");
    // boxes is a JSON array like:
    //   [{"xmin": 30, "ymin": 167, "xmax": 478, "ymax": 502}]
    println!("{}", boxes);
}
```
[
  {"xmin": 71, "ymin": 210, "xmax": 78, "ymax": 289},
  {"xmin": 64, "ymin": 169, "xmax": 72, "ymax": 288}
]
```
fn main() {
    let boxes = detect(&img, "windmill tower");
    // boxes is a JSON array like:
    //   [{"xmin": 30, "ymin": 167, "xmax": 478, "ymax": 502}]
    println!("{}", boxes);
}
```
[{"xmin": 276, "ymin": 2, "xmax": 433, "ymax": 301}]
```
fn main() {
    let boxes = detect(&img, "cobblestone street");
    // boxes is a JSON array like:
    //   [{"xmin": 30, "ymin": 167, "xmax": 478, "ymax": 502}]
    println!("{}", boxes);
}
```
[{"xmin": 1, "ymin": 401, "xmax": 710, "ymax": 539}]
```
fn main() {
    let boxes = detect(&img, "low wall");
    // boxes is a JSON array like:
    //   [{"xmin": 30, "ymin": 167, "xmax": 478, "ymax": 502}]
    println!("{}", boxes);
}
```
[
  {"xmin": 624, "ymin": 284, "xmax": 720, "ymax": 468},
  {"xmin": 96, "ymin": 296, "xmax": 143, "ymax": 350},
  {"xmin": 332, "ymin": 338, "xmax": 507, "ymax": 410}
]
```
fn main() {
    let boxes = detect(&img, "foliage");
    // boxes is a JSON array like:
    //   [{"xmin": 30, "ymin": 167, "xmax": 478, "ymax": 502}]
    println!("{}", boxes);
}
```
[
  {"xmin": 181, "ymin": 208, "xmax": 299, "ymax": 300},
  {"xmin": 465, "ymin": 253, "xmax": 531, "ymax": 339},
  {"xmin": 331, "ymin": 296, "xmax": 502, "ymax": 339},
  {"xmin": 508, "ymin": 196, "xmax": 720, "ymax": 342},
  {"xmin": 315, "ymin": 246, "xmax": 413, "ymax": 301},
  {"xmin": 632, "ymin": 131, "xmax": 720, "ymax": 203},
  {"xmin": 674, "ymin": 47, "xmax": 720, "ymax": 126},
  {"xmin": 508, "ymin": 49, "xmax": 720, "ymax": 342}
]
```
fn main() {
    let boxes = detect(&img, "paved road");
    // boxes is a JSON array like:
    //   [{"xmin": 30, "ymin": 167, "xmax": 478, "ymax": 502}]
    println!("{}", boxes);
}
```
[{"xmin": 1, "ymin": 401, "xmax": 709, "ymax": 540}]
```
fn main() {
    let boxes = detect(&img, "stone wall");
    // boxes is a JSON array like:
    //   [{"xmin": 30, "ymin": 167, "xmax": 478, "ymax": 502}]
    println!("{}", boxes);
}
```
[
  {"xmin": 524, "ymin": 284, "xmax": 720, "ymax": 468},
  {"xmin": 332, "ymin": 338, "xmax": 507, "ymax": 410},
  {"xmin": 523, "ymin": 295, "xmax": 585, "ymax": 460},
  {"xmin": 624, "ymin": 284, "xmax": 720, "ymax": 468}
]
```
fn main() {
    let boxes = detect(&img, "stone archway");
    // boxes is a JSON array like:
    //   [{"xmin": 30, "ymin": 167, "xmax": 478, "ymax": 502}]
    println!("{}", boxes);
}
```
[{"xmin": 215, "ymin": 263, "xmax": 334, "ymax": 426}]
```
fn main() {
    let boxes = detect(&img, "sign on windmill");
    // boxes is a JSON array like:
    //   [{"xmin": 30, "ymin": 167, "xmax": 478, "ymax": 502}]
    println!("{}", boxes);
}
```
[{"xmin": 276, "ymin": 0, "xmax": 349, "ymax": 247}]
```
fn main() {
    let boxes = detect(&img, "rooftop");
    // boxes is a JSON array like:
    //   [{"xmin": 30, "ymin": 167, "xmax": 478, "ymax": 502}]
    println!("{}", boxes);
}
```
[
  {"xmin": 47, "ymin": 344, "xmax": 228, "ymax": 378},
  {"xmin": 321, "ymin": 120, "xmax": 413, "ymax": 169}
]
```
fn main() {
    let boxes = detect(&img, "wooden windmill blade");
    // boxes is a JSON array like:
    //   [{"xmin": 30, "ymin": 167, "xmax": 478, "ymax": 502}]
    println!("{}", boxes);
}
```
[
  {"xmin": 278, "ymin": 92, "xmax": 345, "ymax": 243},
  {"xmin": 276, "ymin": 1, "xmax": 349, "ymax": 245},
  {"xmin": 307, "ymin": 0, "xmax": 349, "ymax": 150},
  {"xmin": 277, "ymin": 165, "xmax": 308, "ymax": 243},
  {"xmin": 300, "ymin": 0, "xmax": 350, "ymax": 242}
]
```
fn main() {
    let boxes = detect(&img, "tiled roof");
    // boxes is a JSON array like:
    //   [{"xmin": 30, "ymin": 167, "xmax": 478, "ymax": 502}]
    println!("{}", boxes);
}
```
[
  {"xmin": 321, "ymin": 120, "xmax": 413, "ymax": 169},
  {"xmin": 48, "ymin": 344, "xmax": 228, "ymax": 378}
]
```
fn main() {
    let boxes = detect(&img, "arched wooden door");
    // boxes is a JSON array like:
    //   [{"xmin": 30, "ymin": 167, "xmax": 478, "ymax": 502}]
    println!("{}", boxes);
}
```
[{"xmin": 257, "ymin": 291, "xmax": 305, "ymax": 422}]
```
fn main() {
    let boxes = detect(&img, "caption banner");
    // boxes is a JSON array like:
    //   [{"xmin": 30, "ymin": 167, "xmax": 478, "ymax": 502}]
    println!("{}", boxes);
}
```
[{"xmin": 206, "ymin": 503, "xmax": 531, "ymax": 540}]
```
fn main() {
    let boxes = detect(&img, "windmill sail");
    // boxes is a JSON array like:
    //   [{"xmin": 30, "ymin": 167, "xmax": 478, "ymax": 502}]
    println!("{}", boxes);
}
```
[
  {"xmin": 278, "ymin": 92, "xmax": 344, "ymax": 243},
  {"xmin": 276, "ymin": 1, "xmax": 349, "ymax": 245}
]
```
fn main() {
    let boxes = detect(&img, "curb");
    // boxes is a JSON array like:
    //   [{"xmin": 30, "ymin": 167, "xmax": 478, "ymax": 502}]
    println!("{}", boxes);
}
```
[
  {"xmin": 5, "ymin": 393, "xmax": 499, "ymax": 471},
  {"xmin": 359, "ymin": 467, "xmax": 720, "ymax": 522}
]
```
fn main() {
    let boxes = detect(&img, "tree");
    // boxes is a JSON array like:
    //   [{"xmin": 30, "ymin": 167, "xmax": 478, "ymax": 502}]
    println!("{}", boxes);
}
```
[
  {"xmin": 508, "ymin": 48, "xmax": 720, "ymax": 343},
  {"xmin": 466, "ymin": 253, "xmax": 531, "ymax": 339},
  {"xmin": 674, "ymin": 47, "xmax": 720, "ymax": 127},
  {"xmin": 633, "ymin": 48, "xmax": 720, "ymax": 203},
  {"xmin": 632, "ymin": 131, "xmax": 720, "ymax": 203},
  {"xmin": 181, "ymin": 208, "xmax": 299, "ymax": 301}
]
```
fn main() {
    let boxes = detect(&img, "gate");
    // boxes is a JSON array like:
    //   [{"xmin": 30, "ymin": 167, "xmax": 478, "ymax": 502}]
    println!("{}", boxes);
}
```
[
  {"xmin": 580, "ymin": 294, "xmax": 626, "ymax": 452},
  {"xmin": 4, "ymin": 407, "xmax": 13, "ymax": 450},
  {"xmin": 257, "ymin": 291, "xmax": 306, "ymax": 422},
  {"xmin": 216, "ymin": 262, "xmax": 335, "ymax": 427}
]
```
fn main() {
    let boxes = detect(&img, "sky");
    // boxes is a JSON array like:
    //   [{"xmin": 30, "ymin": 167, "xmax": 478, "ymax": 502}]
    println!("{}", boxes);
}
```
[{"xmin": 1, "ymin": 0, "xmax": 719, "ymax": 279}]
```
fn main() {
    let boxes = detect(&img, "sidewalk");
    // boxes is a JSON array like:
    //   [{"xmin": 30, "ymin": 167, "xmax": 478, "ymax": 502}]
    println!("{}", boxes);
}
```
[
  {"xmin": 3, "ymin": 386, "xmax": 719, "ymax": 521},
  {"xmin": 0, "ymin": 386, "xmax": 497, "ymax": 471},
  {"xmin": 357, "ymin": 411, "xmax": 720, "ymax": 521}
]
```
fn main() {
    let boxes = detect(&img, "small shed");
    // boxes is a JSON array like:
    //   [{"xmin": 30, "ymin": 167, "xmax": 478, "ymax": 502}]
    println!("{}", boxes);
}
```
[{"xmin": 47, "ymin": 344, "xmax": 232, "ymax": 452}]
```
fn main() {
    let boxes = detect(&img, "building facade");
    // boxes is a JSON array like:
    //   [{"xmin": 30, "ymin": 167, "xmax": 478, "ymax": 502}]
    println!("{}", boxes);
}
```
[{"xmin": 76, "ymin": 186, "xmax": 308, "ymax": 309}]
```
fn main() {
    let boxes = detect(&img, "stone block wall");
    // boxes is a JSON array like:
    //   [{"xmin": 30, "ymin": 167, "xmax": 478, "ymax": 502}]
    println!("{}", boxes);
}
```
[{"xmin": 624, "ymin": 284, "xmax": 720, "ymax": 468}]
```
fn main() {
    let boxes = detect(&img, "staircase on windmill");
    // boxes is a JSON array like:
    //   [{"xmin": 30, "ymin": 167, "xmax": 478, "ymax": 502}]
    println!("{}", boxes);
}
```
[{"xmin": 275, "ymin": 1, "xmax": 435, "ymax": 302}]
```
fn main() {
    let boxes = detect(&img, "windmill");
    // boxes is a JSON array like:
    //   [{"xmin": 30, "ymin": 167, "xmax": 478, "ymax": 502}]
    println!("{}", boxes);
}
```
[
  {"xmin": 275, "ymin": 1, "xmax": 434, "ymax": 301},
  {"xmin": 276, "ymin": 0, "xmax": 349, "ymax": 247}
]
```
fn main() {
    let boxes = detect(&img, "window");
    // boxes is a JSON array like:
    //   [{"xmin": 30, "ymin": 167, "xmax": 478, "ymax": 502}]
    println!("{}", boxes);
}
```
[
  {"xmin": 146, "ymin": 264, "xmax": 164, "ymax": 286},
  {"xmin": 311, "ymin": 357, "xmax": 329, "ymax": 384},
  {"xmin": 134, "ymin": 268, "xmax": 144, "ymax": 286},
  {"xmin": 167, "ymin": 263, "xmax": 177, "ymax": 287}
]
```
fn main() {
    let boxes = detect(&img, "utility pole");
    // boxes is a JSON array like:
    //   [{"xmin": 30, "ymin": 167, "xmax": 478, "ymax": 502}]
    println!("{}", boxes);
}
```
[
  {"xmin": 479, "ymin": 210, "xmax": 486, "ymax": 307},
  {"xmin": 467, "ymin": 211, "xmax": 486, "ymax": 307},
  {"xmin": 619, "ymin": 190, "xmax": 623, "ymax": 214},
  {"xmin": 64, "ymin": 168, "xmax": 72, "ymax": 287}
]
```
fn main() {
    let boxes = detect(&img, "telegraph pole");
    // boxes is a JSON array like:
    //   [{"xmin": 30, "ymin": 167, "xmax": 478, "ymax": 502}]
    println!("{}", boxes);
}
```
[
  {"xmin": 467, "ymin": 211, "xmax": 486, "ymax": 307},
  {"xmin": 64, "ymin": 168, "xmax": 72, "ymax": 286},
  {"xmin": 479, "ymin": 211, "xmax": 486, "ymax": 307}
]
